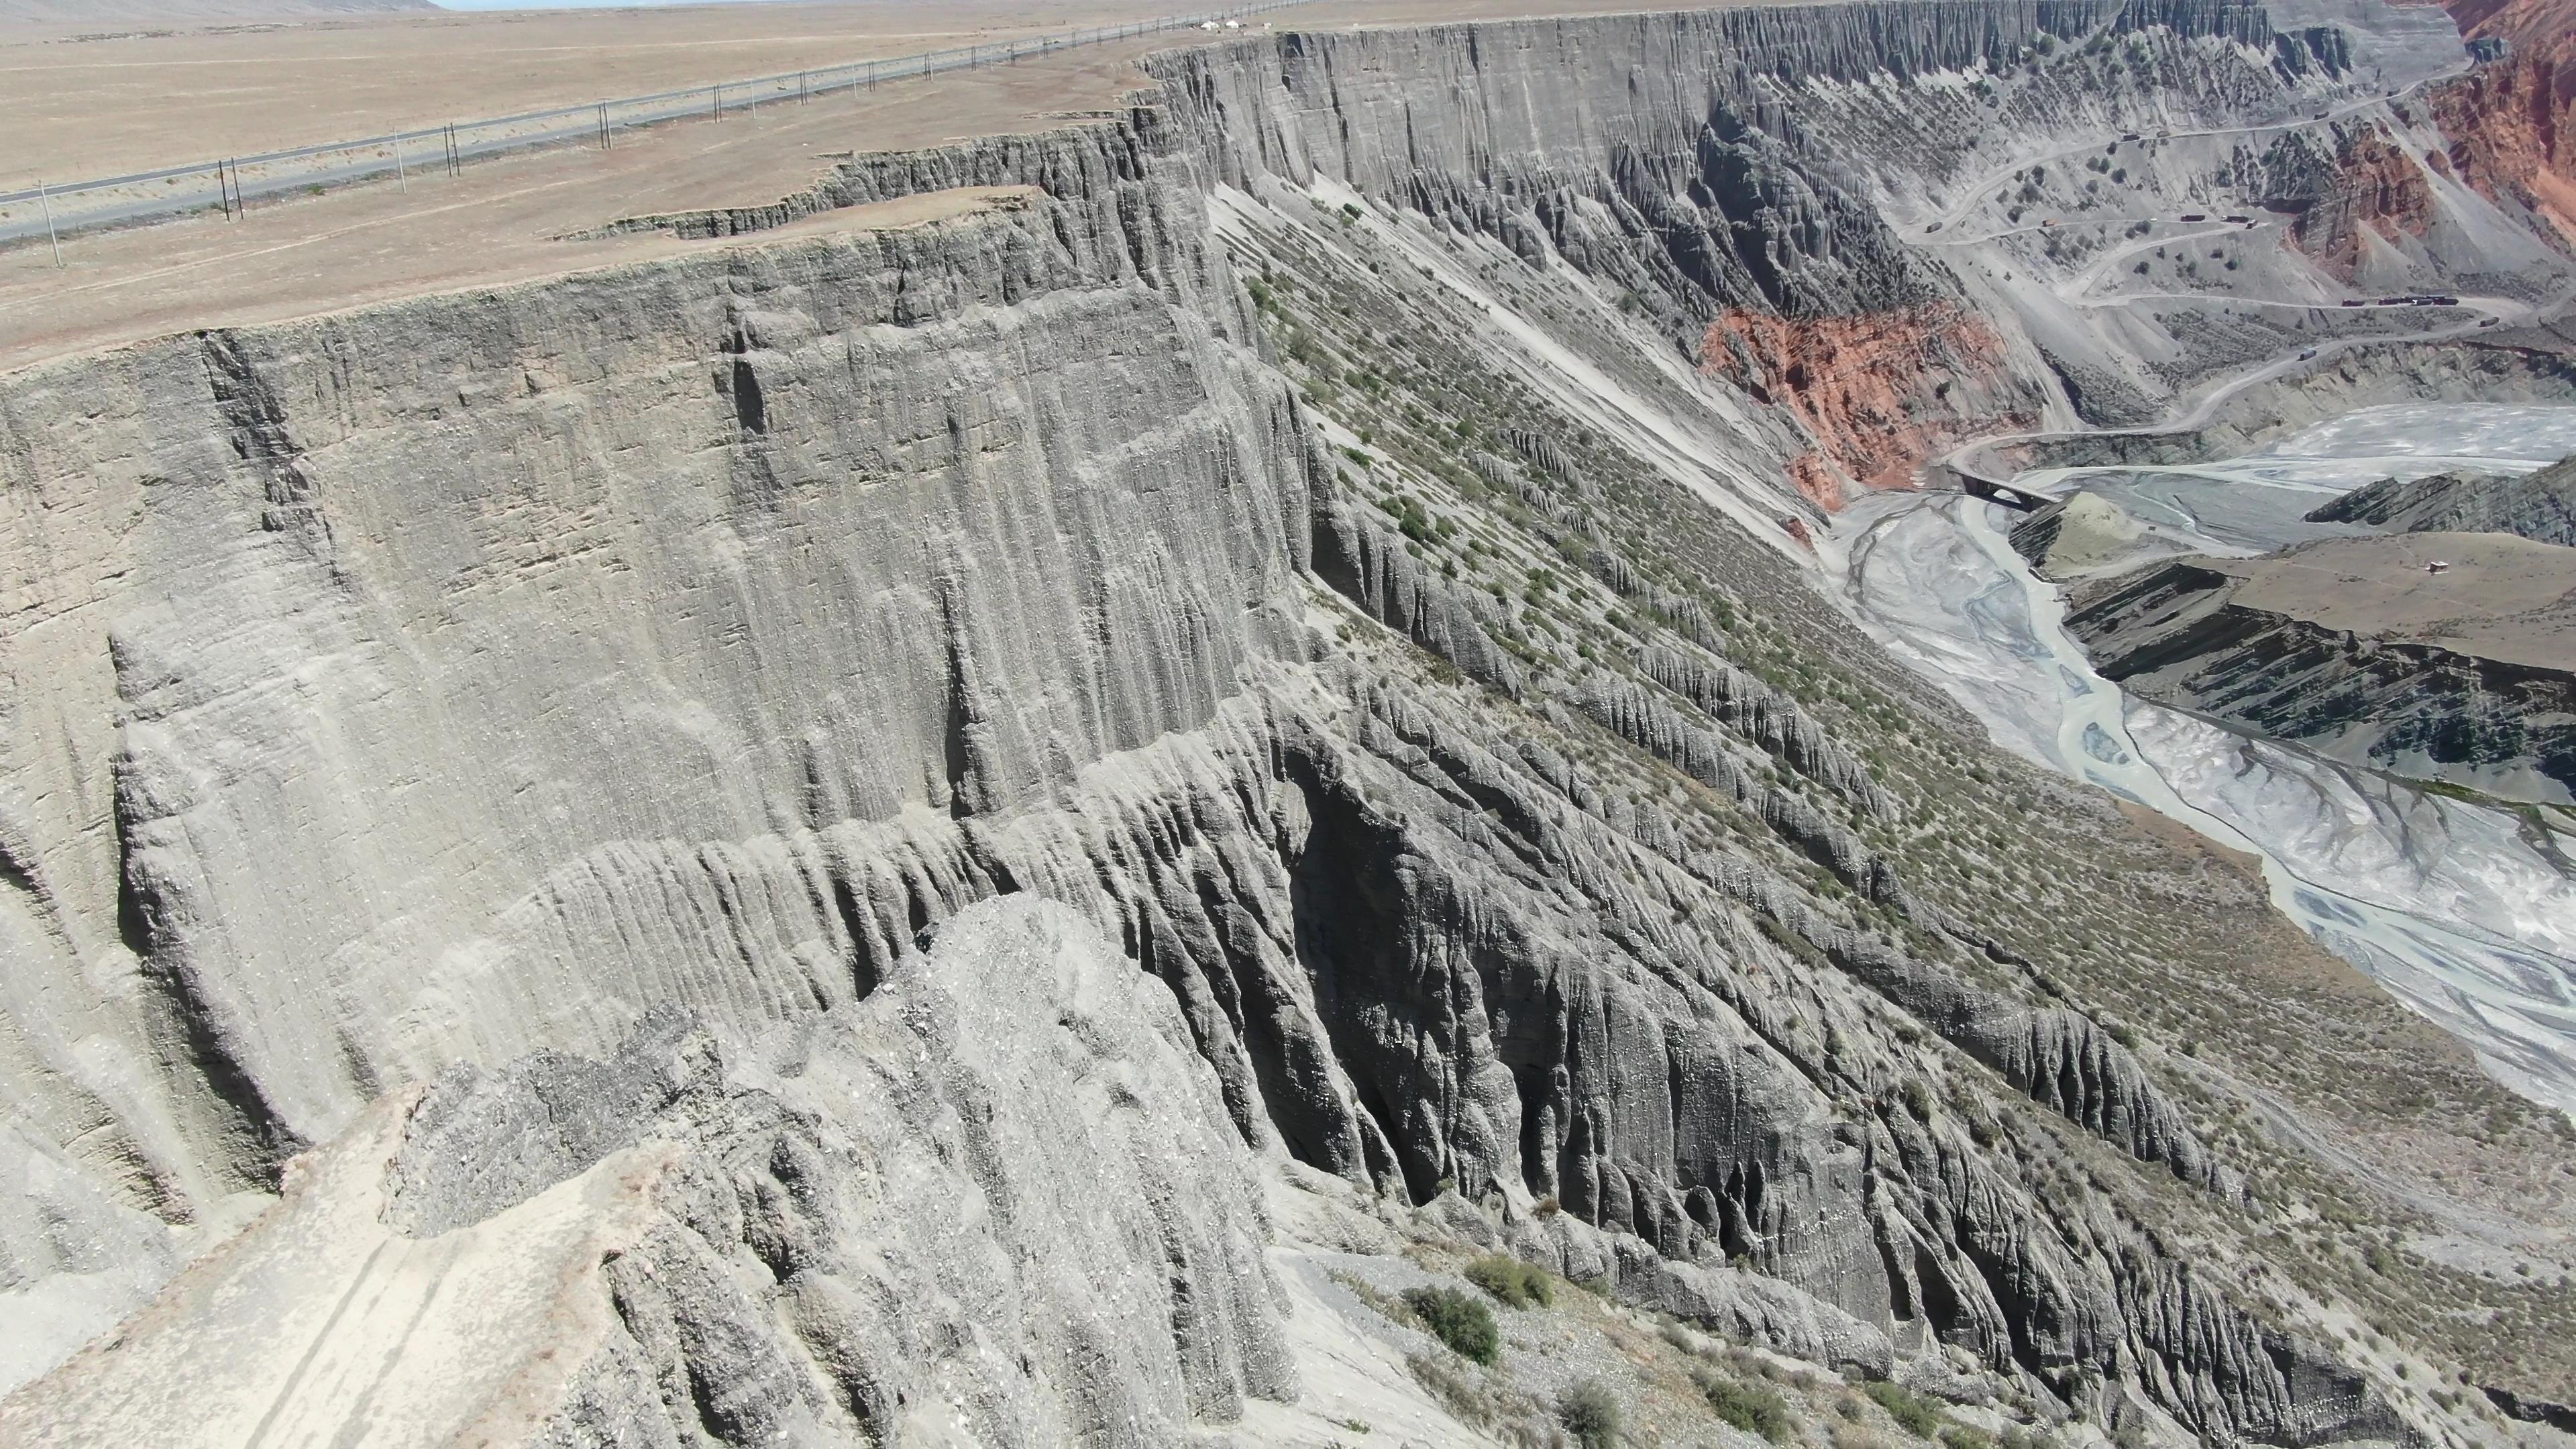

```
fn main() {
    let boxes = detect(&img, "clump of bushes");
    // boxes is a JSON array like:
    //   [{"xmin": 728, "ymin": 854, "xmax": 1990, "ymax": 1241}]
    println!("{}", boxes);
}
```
[
  {"xmin": 1698, "ymin": 1370, "xmax": 1795, "ymax": 1442},
  {"xmin": 1558, "ymin": 1379, "xmax": 1622, "ymax": 1448},
  {"xmin": 1464, "ymin": 1255, "xmax": 1553, "ymax": 1309},
  {"xmin": 1403, "ymin": 1285, "xmax": 1500, "ymax": 1364},
  {"xmin": 1864, "ymin": 1381, "xmax": 1945, "ymax": 1437}
]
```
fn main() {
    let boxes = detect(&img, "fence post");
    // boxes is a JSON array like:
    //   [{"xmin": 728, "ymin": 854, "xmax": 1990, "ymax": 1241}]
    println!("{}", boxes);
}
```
[{"xmin": 37, "ymin": 178, "xmax": 62, "ymax": 268}]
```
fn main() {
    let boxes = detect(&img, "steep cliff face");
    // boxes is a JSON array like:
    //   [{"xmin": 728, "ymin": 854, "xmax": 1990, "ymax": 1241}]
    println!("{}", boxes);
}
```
[
  {"xmin": 3, "ymin": 4, "xmax": 2573, "ymax": 1445},
  {"xmin": 2289, "ymin": 125, "xmax": 2442, "ymax": 280},
  {"xmin": 1152, "ymin": 6, "xmax": 2085, "ymax": 500},
  {"xmin": 0, "ymin": 138, "xmax": 1303, "ymax": 1191},
  {"xmin": 1703, "ymin": 305, "xmax": 2027, "ymax": 502},
  {"xmin": 2432, "ymin": 0, "xmax": 2576, "ymax": 248}
]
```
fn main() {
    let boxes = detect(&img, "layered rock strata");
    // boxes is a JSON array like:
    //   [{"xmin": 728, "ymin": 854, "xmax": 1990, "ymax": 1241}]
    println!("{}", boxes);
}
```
[
  {"xmin": 2065, "ymin": 534, "xmax": 2576, "ymax": 802},
  {"xmin": 0, "ymin": 3, "xmax": 2569, "ymax": 1444},
  {"xmin": 2308, "ymin": 451, "xmax": 2576, "ymax": 543}
]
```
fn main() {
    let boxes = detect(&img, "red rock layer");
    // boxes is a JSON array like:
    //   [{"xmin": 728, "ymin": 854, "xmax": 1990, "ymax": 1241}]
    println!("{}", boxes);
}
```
[
  {"xmin": 2292, "ymin": 127, "xmax": 2440, "ymax": 280},
  {"xmin": 2430, "ymin": 0, "xmax": 2576, "ymax": 248},
  {"xmin": 1701, "ymin": 304, "xmax": 2016, "ymax": 508}
]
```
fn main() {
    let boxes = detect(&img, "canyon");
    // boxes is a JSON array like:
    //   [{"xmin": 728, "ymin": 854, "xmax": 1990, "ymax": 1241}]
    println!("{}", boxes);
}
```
[{"xmin": 2, "ymin": 0, "xmax": 2575, "ymax": 1446}]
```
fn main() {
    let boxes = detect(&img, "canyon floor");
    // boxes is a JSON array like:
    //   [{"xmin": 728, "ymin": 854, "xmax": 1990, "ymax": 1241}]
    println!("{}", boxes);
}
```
[{"xmin": 4, "ymin": 1, "xmax": 2576, "ymax": 1447}]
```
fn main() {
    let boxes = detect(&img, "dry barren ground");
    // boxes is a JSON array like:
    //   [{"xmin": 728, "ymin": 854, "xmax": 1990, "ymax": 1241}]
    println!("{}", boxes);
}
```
[
  {"xmin": 0, "ymin": 30, "xmax": 1193, "ymax": 370},
  {"xmin": 2216, "ymin": 532, "xmax": 2576, "ymax": 669},
  {"xmin": 1, "ymin": 1, "xmax": 1197, "ymax": 186},
  {"xmin": 0, "ymin": 0, "xmax": 1800, "ymax": 374}
]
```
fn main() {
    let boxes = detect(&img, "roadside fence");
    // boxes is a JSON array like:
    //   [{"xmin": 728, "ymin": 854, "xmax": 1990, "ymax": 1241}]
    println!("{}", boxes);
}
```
[{"xmin": 1, "ymin": 1, "xmax": 1303, "ymax": 254}]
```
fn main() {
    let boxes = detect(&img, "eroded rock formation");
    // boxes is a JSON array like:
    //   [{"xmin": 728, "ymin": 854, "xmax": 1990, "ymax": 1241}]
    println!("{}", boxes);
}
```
[
  {"xmin": 2309, "ymin": 450, "xmax": 2576, "ymax": 541},
  {"xmin": 1, "ymin": 1, "xmax": 2571, "ymax": 1444}
]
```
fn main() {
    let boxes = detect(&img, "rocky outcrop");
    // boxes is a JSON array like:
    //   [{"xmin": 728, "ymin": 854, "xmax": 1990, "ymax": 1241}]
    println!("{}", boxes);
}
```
[
  {"xmin": 0, "ymin": 4, "xmax": 2555, "ymax": 1444},
  {"xmin": 2308, "ymin": 452, "xmax": 2576, "ymax": 543},
  {"xmin": 2431, "ymin": 0, "xmax": 2576, "ymax": 250},
  {"xmin": 0, "ymin": 899, "xmax": 1295, "ymax": 1447},
  {"xmin": 2289, "ymin": 125, "xmax": 2441, "ymax": 282},
  {"xmin": 1311, "ymin": 502, "xmax": 1523, "ymax": 694},
  {"xmin": 1702, "ymin": 305, "xmax": 2031, "ymax": 498},
  {"xmin": 2065, "ymin": 541, "xmax": 2576, "ymax": 802},
  {"xmin": 2010, "ymin": 491, "xmax": 2200, "ymax": 578}
]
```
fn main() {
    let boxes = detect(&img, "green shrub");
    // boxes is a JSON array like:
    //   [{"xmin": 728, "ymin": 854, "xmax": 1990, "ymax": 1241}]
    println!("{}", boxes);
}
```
[
  {"xmin": 1558, "ymin": 1379, "xmax": 1622, "ymax": 1448},
  {"xmin": 1864, "ymin": 1381, "xmax": 1944, "ymax": 1438},
  {"xmin": 1464, "ymin": 1255, "xmax": 1553, "ymax": 1309},
  {"xmin": 1699, "ymin": 1371, "xmax": 1794, "ymax": 1442},
  {"xmin": 1403, "ymin": 1285, "xmax": 1500, "ymax": 1364}
]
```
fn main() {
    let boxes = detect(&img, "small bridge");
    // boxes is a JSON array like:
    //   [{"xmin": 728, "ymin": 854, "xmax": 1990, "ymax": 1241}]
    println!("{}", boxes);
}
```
[{"xmin": 1958, "ymin": 474, "xmax": 2048, "ymax": 512}]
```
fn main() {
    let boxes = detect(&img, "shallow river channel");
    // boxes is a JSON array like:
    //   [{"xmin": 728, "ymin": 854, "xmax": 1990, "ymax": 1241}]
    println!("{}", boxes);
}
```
[{"xmin": 1837, "ymin": 405, "xmax": 2576, "ymax": 1115}]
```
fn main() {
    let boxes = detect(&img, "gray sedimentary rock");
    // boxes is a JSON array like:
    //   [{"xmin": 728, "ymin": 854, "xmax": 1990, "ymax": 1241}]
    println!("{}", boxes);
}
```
[
  {"xmin": 2306, "ymin": 453, "xmax": 2576, "ymax": 544},
  {"xmin": 2065, "ymin": 544, "xmax": 2576, "ymax": 803},
  {"xmin": 2, "ymin": 898, "xmax": 1294, "ymax": 1448},
  {"xmin": 1312, "ymin": 502, "xmax": 1523, "ymax": 694},
  {"xmin": 0, "ymin": 3, "xmax": 2535, "ymax": 1444}
]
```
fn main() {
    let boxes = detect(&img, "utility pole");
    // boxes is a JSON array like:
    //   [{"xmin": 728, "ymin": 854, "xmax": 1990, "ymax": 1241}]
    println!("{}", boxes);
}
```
[
  {"xmin": 37, "ymin": 178, "xmax": 62, "ymax": 268},
  {"xmin": 394, "ymin": 133, "xmax": 407, "ymax": 192}
]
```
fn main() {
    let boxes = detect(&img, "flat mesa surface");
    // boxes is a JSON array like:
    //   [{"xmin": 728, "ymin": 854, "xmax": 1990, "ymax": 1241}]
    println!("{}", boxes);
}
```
[
  {"xmin": 2212, "ymin": 533, "xmax": 2576, "ymax": 669},
  {"xmin": 0, "ymin": 0, "xmax": 1807, "ymax": 374},
  {"xmin": 0, "ymin": 0, "xmax": 1178, "ymax": 185},
  {"xmin": 0, "ymin": 29, "xmax": 1197, "ymax": 372}
]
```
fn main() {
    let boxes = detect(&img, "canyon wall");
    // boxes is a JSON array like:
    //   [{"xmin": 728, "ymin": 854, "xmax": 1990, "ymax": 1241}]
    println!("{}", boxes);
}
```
[{"xmin": 2, "ymin": 3, "xmax": 2571, "ymax": 1443}]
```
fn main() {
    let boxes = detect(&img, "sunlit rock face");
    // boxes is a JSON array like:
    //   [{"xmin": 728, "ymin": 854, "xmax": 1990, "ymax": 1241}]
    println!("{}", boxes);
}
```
[{"xmin": 3, "ymin": 1, "xmax": 2574, "ymax": 1444}]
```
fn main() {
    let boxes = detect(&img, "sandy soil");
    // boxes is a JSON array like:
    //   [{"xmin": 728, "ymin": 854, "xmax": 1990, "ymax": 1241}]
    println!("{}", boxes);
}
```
[
  {"xmin": 0, "ymin": 0, "xmax": 1813, "ymax": 375},
  {"xmin": 2, "ymin": 0, "xmax": 1811, "ymax": 193},
  {"xmin": 0, "ymin": 0, "xmax": 425, "ymax": 19},
  {"xmin": 2217, "ymin": 532, "xmax": 2576, "ymax": 669},
  {"xmin": 0, "ymin": 31, "xmax": 1197, "ymax": 372},
  {"xmin": 0, "ymin": 0, "xmax": 1191, "ymax": 186}
]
